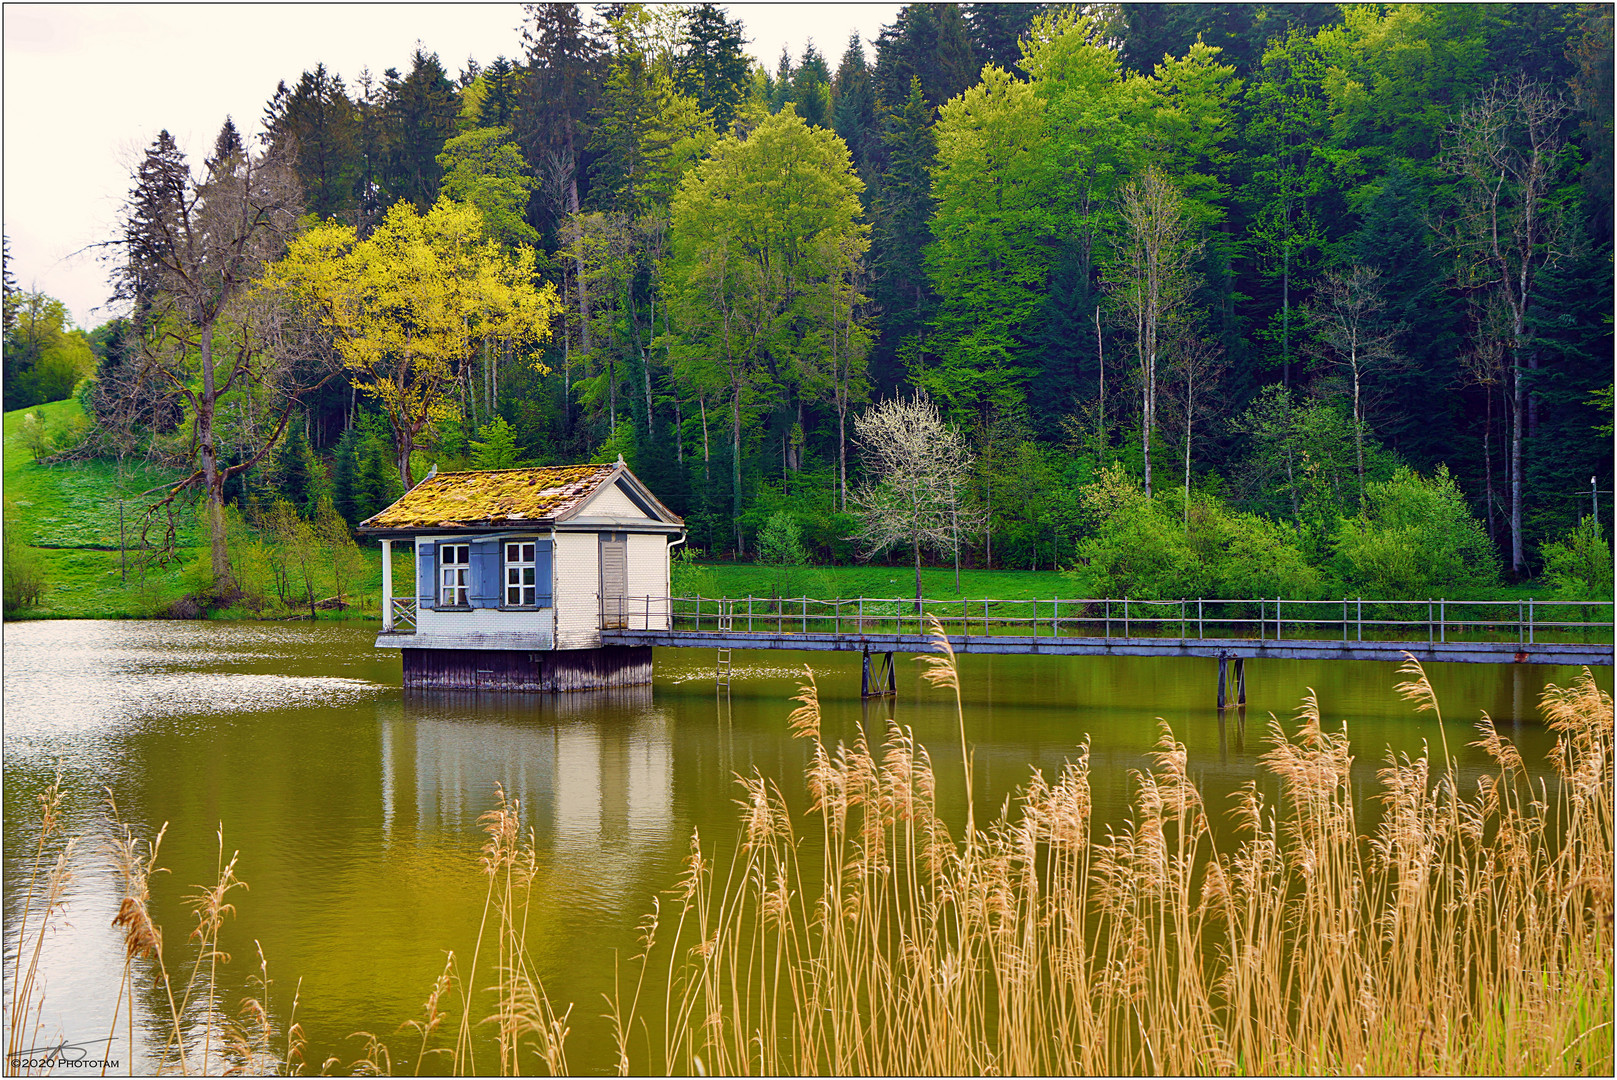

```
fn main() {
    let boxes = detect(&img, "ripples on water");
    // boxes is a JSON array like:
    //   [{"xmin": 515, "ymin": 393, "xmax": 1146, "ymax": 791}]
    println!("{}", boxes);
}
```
[{"xmin": 2, "ymin": 619, "xmax": 1603, "ymax": 1074}]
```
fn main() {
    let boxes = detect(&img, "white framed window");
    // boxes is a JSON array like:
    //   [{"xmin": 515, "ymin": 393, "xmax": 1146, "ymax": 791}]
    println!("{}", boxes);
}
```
[
  {"xmin": 439, "ymin": 543, "xmax": 470, "ymax": 607},
  {"xmin": 504, "ymin": 539, "xmax": 537, "ymax": 607}
]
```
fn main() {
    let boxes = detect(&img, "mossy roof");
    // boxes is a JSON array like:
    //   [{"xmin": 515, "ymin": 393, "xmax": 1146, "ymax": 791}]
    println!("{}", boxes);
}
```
[{"xmin": 359, "ymin": 464, "xmax": 618, "ymax": 532}]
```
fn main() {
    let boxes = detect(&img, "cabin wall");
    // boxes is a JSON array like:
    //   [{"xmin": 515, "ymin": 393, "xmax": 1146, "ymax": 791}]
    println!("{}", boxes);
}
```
[
  {"xmin": 626, "ymin": 533, "xmax": 671, "ymax": 629},
  {"xmin": 413, "ymin": 530, "xmax": 556, "ymax": 641},
  {"xmin": 403, "ymin": 524, "xmax": 673, "ymax": 649},
  {"xmin": 583, "ymin": 483, "xmax": 643, "ymax": 518},
  {"xmin": 554, "ymin": 530, "xmax": 604, "ymax": 650}
]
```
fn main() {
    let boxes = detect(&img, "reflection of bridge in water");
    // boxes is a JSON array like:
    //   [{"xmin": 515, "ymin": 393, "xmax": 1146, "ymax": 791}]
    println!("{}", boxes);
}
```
[{"xmin": 601, "ymin": 595, "xmax": 1614, "ymax": 704}]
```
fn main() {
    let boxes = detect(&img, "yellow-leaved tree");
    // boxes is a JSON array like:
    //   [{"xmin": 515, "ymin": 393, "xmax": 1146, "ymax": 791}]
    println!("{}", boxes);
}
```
[{"xmin": 266, "ymin": 198, "xmax": 560, "ymax": 487}]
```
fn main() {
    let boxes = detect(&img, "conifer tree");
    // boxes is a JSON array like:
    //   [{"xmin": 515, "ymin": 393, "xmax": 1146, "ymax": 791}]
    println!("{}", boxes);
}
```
[
  {"xmin": 868, "ymin": 78, "xmax": 937, "ymax": 391},
  {"xmin": 262, "ymin": 64, "xmax": 362, "ymax": 222},
  {"xmin": 873, "ymin": 3, "xmax": 979, "ymax": 112},
  {"xmin": 676, "ymin": 4, "xmax": 750, "ymax": 131},
  {"xmin": 379, "ymin": 48, "xmax": 461, "ymax": 210},
  {"xmin": 831, "ymin": 34, "xmax": 879, "ymax": 189},
  {"xmin": 476, "ymin": 56, "xmax": 521, "ymax": 128}
]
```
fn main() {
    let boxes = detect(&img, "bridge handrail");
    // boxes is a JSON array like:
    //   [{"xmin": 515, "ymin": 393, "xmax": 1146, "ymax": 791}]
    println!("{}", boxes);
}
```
[{"xmin": 600, "ymin": 594, "xmax": 1613, "ymax": 646}]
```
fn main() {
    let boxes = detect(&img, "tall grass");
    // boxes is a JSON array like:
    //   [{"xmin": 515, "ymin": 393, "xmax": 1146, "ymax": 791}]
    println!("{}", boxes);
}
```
[
  {"xmin": 608, "ymin": 620, "xmax": 1613, "ymax": 1074},
  {"xmin": 6, "ymin": 771, "xmax": 75, "ymax": 1074}
]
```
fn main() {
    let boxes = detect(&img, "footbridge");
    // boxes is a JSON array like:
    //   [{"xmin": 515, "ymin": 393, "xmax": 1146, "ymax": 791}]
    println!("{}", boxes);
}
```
[{"xmin": 600, "ymin": 595, "xmax": 1613, "ymax": 702}]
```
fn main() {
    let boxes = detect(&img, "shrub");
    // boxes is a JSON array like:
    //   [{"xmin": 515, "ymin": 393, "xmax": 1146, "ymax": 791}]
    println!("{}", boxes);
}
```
[
  {"xmin": 1539, "ymin": 518, "xmax": 1614, "ymax": 599},
  {"xmin": 316, "ymin": 497, "xmax": 368, "ymax": 611},
  {"xmin": 756, "ymin": 510, "xmax": 808, "ymax": 567},
  {"xmin": 1332, "ymin": 465, "xmax": 1498, "ymax": 596},
  {"xmin": 2, "ymin": 502, "xmax": 46, "ymax": 613},
  {"xmin": 1071, "ymin": 469, "xmax": 1323, "ymax": 599},
  {"xmin": 670, "ymin": 544, "xmax": 717, "ymax": 598},
  {"xmin": 17, "ymin": 412, "xmax": 51, "ymax": 460},
  {"xmin": 756, "ymin": 510, "xmax": 811, "ymax": 598},
  {"xmin": 1196, "ymin": 500, "xmax": 1330, "ymax": 599},
  {"xmin": 1070, "ymin": 492, "xmax": 1204, "ymax": 598}
]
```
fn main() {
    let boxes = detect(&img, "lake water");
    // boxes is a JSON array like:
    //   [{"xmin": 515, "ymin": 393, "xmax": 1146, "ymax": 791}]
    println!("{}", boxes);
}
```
[{"xmin": 3, "ymin": 620, "xmax": 1606, "ymax": 1074}]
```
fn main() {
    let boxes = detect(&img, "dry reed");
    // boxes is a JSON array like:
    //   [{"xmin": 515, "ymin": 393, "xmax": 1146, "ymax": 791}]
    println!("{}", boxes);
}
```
[
  {"xmin": 607, "ymin": 623, "xmax": 1613, "ymax": 1075},
  {"xmin": 6, "ymin": 769, "xmax": 76, "ymax": 1076}
]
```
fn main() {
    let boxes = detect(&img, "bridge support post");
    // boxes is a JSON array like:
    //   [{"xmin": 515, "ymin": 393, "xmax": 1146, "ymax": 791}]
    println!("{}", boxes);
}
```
[
  {"xmin": 1217, "ymin": 654, "xmax": 1228, "ymax": 711},
  {"xmin": 862, "ymin": 650, "xmax": 896, "ymax": 699},
  {"xmin": 1235, "ymin": 657, "xmax": 1246, "ymax": 706}
]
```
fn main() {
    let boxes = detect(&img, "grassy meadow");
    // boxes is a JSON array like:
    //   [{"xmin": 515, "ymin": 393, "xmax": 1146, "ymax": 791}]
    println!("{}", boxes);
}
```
[{"xmin": 3, "ymin": 398, "xmax": 412, "ymax": 621}]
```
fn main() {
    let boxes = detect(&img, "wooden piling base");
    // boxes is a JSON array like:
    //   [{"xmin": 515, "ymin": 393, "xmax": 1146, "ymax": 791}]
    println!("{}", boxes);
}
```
[
  {"xmin": 1218, "ymin": 654, "xmax": 1248, "ymax": 710},
  {"xmin": 861, "ymin": 650, "xmax": 897, "ymax": 698},
  {"xmin": 402, "ymin": 646, "xmax": 653, "ymax": 692}
]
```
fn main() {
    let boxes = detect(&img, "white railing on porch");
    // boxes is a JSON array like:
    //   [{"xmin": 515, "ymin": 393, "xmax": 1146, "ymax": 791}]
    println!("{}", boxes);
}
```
[{"xmin": 389, "ymin": 597, "xmax": 418, "ymax": 633}]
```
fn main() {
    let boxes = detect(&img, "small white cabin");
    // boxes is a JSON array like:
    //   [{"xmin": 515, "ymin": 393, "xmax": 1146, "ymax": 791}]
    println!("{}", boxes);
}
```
[{"xmin": 359, "ymin": 459, "xmax": 683, "ymax": 691}]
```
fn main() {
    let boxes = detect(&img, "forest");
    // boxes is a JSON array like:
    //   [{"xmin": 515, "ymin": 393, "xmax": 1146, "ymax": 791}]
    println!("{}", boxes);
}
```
[{"xmin": 3, "ymin": 2, "xmax": 1613, "ymax": 610}]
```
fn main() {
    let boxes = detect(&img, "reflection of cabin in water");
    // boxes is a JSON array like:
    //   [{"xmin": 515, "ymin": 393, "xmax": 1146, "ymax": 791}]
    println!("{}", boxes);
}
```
[
  {"xmin": 358, "ymin": 458, "xmax": 683, "ymax": 691},
  {"xmin": 378, "ymin": 689, "xmax": 673, "ymax": 850}
]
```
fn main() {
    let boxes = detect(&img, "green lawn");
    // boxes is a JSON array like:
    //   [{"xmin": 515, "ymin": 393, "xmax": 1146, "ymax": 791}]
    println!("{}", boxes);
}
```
[
  {"xmin": 3, "ymin": 399, "xmax": 414, "ymax": 621},
  {"xmin": 685, "ymin": 560, "xmax": 1084, "ymax": 601}
]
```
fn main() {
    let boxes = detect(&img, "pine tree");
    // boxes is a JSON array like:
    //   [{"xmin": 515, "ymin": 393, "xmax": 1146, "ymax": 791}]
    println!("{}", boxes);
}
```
[
  {"xmin": 356, "ymin": 428, "xmax": 403, "ymax": 521},
  {"xmin": 791, "ymin": 43, "xmax": 833, "ymax": 128},
  {"xmin": 114, "ymin": 130, "xmax": 189, "ymax": 313},
  {"xmin": 832, "ymin": 34, "xmax": 879, "ymax": 189},
  {"xmin": 868, "ymin": 77, "xmax": 937, "ymax": 392},
  {"xmin": 962, "ymin": 3, "xmax": 1046, "ymax": 70},
  {"xmin": 379, "ymin": 48, "xmax": 461, "ymax": 210},
  {"xmin": 516, "ymin": 2, "xmax": 603, "ymax": 231},
  {"xmin": 263, "ymin": 64, "xmax": 362, "ymax": 223},
  {"xmin": 271, "ymin": 423, "xmax": 324, "ymax": 517},
  {"xmin": 1, "ymin": 233, "xmax": 16, "ymax": 335},
  {"xmin": 330, "ymin": 424, "xmax": 362, "ymax": 525},
  {"xmin": 477, "ymin": 56, "xmax": 520, "ymax": 128},
  {"xmin": 676, "ymin": 4, "xmax": 750, "ymax": 131},
  {"xmin": 872, "ymin": 4, "xmax": 979, "ymax": 112}
]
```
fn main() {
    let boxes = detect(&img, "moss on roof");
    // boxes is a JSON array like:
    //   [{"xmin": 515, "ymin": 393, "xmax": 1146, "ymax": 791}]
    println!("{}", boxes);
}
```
[{"xmin": 360, "ymin": 464, "xmax": 617, "ymax": 531}]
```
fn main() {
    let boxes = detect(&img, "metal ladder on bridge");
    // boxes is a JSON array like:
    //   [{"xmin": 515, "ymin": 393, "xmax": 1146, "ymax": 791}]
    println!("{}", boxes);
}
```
[{"xmin": 715, "ymin": 600, "xmax": 734, "ymax": 691}]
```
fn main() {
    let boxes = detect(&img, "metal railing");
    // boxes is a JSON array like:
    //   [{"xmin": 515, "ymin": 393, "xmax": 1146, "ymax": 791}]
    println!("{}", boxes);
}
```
[
  {"xmin": 601, "ymin": 595, "xmax": 1614, "ymax": 647},
  {"xmin": 389, "ymin": 597, "xmax": 418, "ymax": 633},
  {"xmin": 602, "ymin": 594, "xmax": 670, "ymax": 631}
]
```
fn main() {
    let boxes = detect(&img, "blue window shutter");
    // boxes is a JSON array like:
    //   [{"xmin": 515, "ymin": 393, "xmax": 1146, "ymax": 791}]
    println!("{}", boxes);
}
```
[
  {"xmin": 470, "ymin": 539, "xmax": 500, "ymax": 608},
  {"xmin": 535, "ymin": 539, "xmax": 553, "ymax": 608},
  {"xmin": 416, "ymin": 543, "xmax": 435, "ymax": 609}
]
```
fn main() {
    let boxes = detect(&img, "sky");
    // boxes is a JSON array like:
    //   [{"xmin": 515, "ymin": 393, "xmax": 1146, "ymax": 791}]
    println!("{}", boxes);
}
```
[{"xmin": 2, "ymin": 3, "xmax": 902, "ymax": 331}]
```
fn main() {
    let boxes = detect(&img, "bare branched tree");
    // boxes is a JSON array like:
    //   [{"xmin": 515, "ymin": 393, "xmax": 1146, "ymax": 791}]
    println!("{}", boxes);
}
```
[
  {"xmin": 1105, "ymin": 166, "xmax": 1202, "ymax": 499},
  {"xmin": 1304, "ymin": 265, "xmax": 1405, "ymax": 504},
  {"xmin": 1458, "ymin": 295, "xmax": 1512, "ymax": 545},
  {"xmin": 1161, "ymin": 332, "xmax": 1227, "ymax": 523},
  {"xmin": 113, "ymin": 122, "xmax": 315, "ymax": 592},
  {"xmin": 1439, "ymin": 76, "xmax": 1571, "ymax": 577},
  {"xmin": 850, "ymin": 393, "xmax": 979, "ymax": 604}
]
